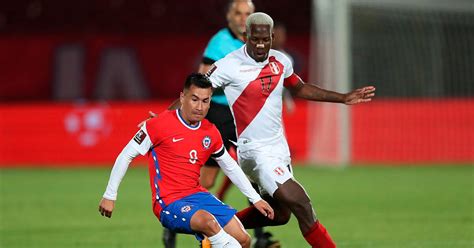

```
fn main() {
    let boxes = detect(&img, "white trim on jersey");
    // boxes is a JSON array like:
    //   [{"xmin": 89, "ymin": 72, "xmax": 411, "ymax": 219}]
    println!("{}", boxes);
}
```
[{"xmin": 176, "ymin": 109, "xmax": 201, "ymax": 130}]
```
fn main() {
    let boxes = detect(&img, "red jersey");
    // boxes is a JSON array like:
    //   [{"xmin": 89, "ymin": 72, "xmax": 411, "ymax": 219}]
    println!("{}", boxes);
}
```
[{"xmin": 132, "ymin": 109, "xmax": 224, "ymax": 215}]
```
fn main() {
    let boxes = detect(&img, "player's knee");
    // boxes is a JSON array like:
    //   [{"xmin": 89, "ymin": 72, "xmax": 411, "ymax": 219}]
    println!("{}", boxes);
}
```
[
  {"xmin": 238, "ymin": 232, "xmax": 251, "ymax": 248},
  {"xmin": 274, "ymin": 208, "xmax": 291, "ymax": 225},
  {"xmin": 202, "ymin": 219, "xmax": 221, "ymax": 234},
  {"xmin": 191, "ymin": 212, "xmax": 221, "ymax": 235},
  {"xmin": 289, "ymin": 197, "xmax": 313, "ymax": 217}
]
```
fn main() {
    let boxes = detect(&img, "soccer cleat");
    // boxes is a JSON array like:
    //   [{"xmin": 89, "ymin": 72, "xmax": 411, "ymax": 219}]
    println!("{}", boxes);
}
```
[
  {"xmin": 162, "ymin": 228, "xmax": 176, "ymax": 248},
  {"xmin": 253, "ymin": 232, "xmax": 281, "ymax": 248},
  {"xmin": 201, "ymin": 237, "xmax": 211, "ymax": 248}
]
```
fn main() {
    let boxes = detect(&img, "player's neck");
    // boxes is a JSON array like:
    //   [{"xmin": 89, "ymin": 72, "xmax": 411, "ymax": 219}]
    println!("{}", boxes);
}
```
[{"xmin": 177, "ymin": 109, "xmax": 199, "ymax": 127}]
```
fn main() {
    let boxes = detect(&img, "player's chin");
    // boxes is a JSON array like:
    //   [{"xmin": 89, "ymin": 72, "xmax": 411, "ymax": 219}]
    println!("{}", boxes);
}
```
[
  {"xmin": 254, "ymin": 53, "xmax": 267, "ymax": 62},
  {"xmin": 192, "ymin": 114, "xmax": 205, "ymax": 121}
]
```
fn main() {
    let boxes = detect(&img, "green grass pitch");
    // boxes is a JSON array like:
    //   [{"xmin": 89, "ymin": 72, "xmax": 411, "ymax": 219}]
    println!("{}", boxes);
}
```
[{"xmin": 1, "ymin": 165, "xmax": 473, "ymax": 247}]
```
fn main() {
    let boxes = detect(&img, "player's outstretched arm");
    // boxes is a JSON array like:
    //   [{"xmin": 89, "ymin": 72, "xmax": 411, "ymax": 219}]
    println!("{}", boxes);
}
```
[
  {"xmin": 99, "ymin": 198, "xmax": 115, "ymax": 218},
  {"xmin": 99, "ymin": 140, "xmax": 141, "ymax": 218},
  {"xmin": 343, "ymin": 86, "xmax": 376, "ymax": 105},
  {"xmin": 289, "ymin": 78, "xmax": 375, "ymax": 105},
  {"xmin": 213, "ymin": 148, "xmax": 274, "ymax": 219}
]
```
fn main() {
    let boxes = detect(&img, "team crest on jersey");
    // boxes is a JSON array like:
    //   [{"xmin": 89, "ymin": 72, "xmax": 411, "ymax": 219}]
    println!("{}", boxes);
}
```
[
  {"xmin": 274, "ymin": 167, "xmax": 285, "ymax": 176},
  {"xmin": 181, "ymin": 205, "xmax": 192, "ymax": 213},
  {"xmin": 260, "ymin": 76, "xmax": 273, "ymax": 94},
  {"xmin": 202, "ymin": 136, "xmax": 211, "ymax": 149},
  {"xmin": 133, "ymin": 130, "xmax": 147, "ymax": 145},
  {"xmin": 269, "ymin": 62, "xmax": 280, "ymax": 74}
]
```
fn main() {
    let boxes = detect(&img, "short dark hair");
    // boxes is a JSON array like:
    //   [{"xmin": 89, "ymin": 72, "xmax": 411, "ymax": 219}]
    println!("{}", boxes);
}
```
[{"xmin": 184, "ymin": 73, "xmax": 212, "ymax": 90}]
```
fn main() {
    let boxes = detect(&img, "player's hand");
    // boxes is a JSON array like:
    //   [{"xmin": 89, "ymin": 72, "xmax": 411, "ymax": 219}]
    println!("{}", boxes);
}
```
[
  {"xmin": 344, "ymin": 86, "xmax": 376, "ymax": 105},
  {"xmin": 137, "ymin": 111, "xmax": 157, "ymax": 128},
  {"xmin": 98, "ymin": 198, "xmax": 115, "ymax": 218},
  {"xmin": 253, "ymin": 199, "xmax": 274, "ymax": 220}
]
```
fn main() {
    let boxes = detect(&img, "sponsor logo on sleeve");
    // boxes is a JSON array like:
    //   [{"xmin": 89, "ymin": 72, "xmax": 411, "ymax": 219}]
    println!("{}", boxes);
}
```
[
  {"xmin": 205, "ymin": 64, "xmax": 217, "ymax": 77},
  {"xmin": 133, "ymin": 130, "xmax": 147, "ymax": 144}
]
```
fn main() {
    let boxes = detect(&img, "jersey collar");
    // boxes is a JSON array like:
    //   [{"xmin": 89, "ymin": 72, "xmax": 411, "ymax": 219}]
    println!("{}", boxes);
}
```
[{"xmin": 176, "ymin": 109, "xmax": 201, "ymax": 130}]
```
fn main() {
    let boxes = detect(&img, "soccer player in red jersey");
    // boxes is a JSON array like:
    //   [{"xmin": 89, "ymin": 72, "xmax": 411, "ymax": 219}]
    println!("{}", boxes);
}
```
[
  {"xmin": 99, "ymin": 73, "xmax": 274, "ymax": 248},
  {"xmin": 203, "ymin": 13, "xmax": 376, "ymax": 248}
]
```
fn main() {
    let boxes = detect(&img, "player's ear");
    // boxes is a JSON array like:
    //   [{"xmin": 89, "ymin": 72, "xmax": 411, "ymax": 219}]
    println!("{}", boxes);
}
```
[{"xmin": 179, "ymin": 91, "xmax": 185, "ymax": 104}]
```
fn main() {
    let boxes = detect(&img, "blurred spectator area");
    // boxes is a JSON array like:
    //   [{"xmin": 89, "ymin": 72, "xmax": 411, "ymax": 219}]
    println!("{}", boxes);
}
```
[{"xmin": 0, "ymin": 0, "xmax": 311, "ymax": 101}]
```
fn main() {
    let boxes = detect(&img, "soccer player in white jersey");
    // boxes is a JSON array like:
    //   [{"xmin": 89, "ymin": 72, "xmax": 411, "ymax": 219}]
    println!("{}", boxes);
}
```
[{"xmin": 206, "ymin": 12, "xmax": 376, "ymax": 248}]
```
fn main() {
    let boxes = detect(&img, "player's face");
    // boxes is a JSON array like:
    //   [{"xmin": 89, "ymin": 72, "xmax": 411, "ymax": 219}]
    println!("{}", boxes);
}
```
[
  {"xmin": 180, "ymin": 85, "xmax": 212, "ymax": 125},
  {"xmin": 245, "ymin": 24, "xmax": 273, "ymax": 62},
  {"xmin": 227, "ymin": 1, "xmax": 255, "ymax": 36}
]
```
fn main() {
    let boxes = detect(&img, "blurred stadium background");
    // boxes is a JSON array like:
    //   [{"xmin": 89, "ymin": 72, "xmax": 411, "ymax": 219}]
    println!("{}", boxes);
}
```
[{"xmin": 0, "ymin": 0, "xmax": 473, "ymax": 247}]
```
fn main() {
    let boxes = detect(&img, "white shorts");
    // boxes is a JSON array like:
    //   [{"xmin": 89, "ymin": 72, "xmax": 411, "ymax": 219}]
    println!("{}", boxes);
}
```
[{"xmin": 237, "ymin": 135, "xmax": 293, "ymax": 196}]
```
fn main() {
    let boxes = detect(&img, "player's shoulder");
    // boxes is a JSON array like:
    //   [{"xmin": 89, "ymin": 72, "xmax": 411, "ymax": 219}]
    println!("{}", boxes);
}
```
[
  {"xmin": 146, "ymin": 110, "xmax": 176, "ymax": 128},
  {"xmin": 200, "ymin": 119, "xmax": 220, "ymax": 134},
  {"xmin": 200, "ymin": 118, "xmax": 215, "ymax": 129},
  {"xmin": 270, "ymin": 49, "xmax": 291, "ymax": 63}
]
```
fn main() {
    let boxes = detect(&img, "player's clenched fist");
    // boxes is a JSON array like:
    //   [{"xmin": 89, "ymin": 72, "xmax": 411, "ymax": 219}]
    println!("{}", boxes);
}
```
[
  {"xmin": 253, "ymin": 200, "xmax": 274, "ymax": 220},
  {"xmin": 98, "ymin": 198, "xmax": 115, "ymax": 218}
]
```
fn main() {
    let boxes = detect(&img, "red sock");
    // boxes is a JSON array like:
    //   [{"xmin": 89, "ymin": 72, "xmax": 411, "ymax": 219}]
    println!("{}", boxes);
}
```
[
  {"xmin": 303, "ymin": 221, "xmax": 336, "ymax": 248},
  {"xmin": 216, "ymin": 176, "xmax": 232, "ymax": 201},
  {"xmin": 236, "ymin": 206, "xmax": 263, "ymax": 228}
]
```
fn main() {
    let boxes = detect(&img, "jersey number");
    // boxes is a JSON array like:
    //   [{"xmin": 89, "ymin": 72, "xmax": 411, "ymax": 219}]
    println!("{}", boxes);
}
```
[{"xmin": 189, "ymin": 150, "xmax": 198, "ymax": 164}]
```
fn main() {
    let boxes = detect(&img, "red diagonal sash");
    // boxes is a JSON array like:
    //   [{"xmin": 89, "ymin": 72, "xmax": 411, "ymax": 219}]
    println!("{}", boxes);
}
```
[{"xmin": 232, "ymin": 56, "xmax": 284, "ymax": 136}]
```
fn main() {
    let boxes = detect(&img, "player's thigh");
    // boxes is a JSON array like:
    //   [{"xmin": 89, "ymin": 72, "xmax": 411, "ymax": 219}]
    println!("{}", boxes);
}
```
[
  {"xmin": 273, "ymin": 178, "xmax": 312, "ymax": 212},
  {"xmin": 190, "ymin": 210, "xmax": 220, "ymax": 234},
  {"xmin": 223, "ymin": 216, "xmax": 251, "ymax": 244},
  {"xmin": 200, "ymin": 165, "xmax": 220, "ymax": 188},
  {"xmin": 254, "ymin": 158, "xmax": 293, "ymax": 196}
]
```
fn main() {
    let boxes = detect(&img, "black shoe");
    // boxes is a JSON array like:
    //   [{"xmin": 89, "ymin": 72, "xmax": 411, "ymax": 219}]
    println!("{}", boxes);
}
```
[
  {"xmin": 162, "ymin": 228, "xmax": 176, "ymax": 248},
  {"xmin": 253, "ymin": 232, "xmax": 281, "ymax": 248}
]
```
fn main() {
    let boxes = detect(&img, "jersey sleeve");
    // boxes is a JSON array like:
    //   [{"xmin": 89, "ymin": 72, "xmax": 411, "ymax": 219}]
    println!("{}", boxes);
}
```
[
  {"xmin": 279, "ymin": 52, "xmax": 301, "ymax": 88},
  {"xmin": 281, "ymin": 52, "xmax": 295, "ymax": 78},
  {"xmin": 206, "ymin": 58, "xmax": 234, "ymax": 89},
  {"xmin": 284, "ymin": 73, "xmax": 302, "ymax": 88},
  {"xmin": 210, "ymin": 126, "xmax": 225, "ymax": 157},
  {"xmin": 130, "ymin": 121, "xmax": 154, "ymax": 155}
]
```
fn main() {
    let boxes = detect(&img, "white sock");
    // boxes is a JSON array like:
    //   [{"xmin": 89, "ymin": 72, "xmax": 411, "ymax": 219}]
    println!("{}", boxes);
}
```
[{"xmin": 208, "ymin": 229, "xmax": 241, "ymax": 248}]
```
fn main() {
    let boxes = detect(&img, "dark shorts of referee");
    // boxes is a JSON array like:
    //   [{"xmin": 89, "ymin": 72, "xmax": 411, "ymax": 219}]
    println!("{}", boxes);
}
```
[{"xmin": 205, "ymin": 101, "xmax": 237, "ymax": 167}]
